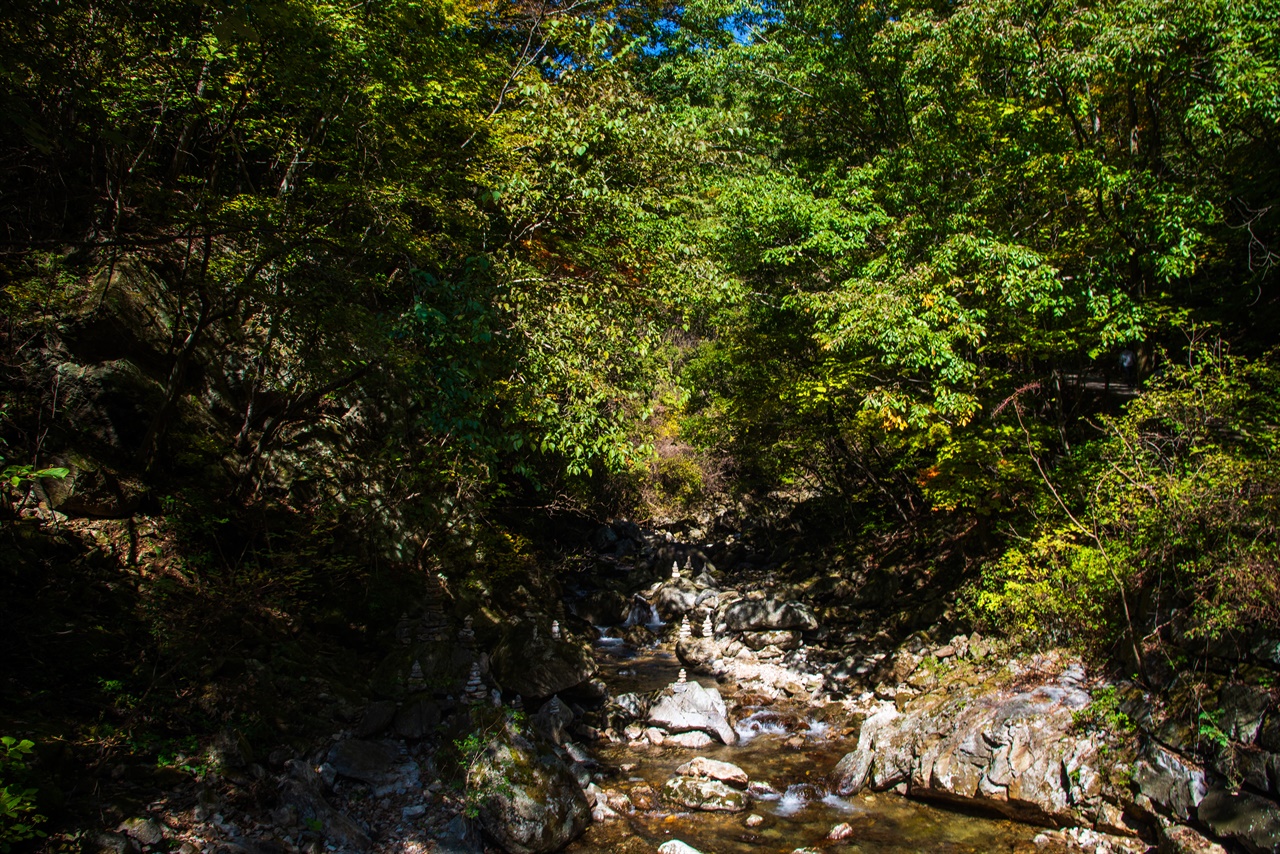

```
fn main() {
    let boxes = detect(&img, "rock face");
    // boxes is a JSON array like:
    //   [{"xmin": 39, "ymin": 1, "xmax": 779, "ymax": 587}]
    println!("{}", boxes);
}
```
[
  {"xmin": 1197, "ymin": 790, "xmax": 1280, "ymax": 854},
  {"xmin": 662, "ymin": 775, "xmax": 750, "ymax": 812},
  {"xmin": 830, "ymin": 670, "xmax": 1128, "ymax": 829},
  {"xmin": 724, "ymin": 600, "xmax": 817, "ymax": 632},
  {"xmin": 490, "ymin": 625, "xmax": 596, "ymax": 699},
  {"xmin": 469, "ymin": 721, "xmax": 590, "ymax": 854},
  {"xmin": 647, "ymin": 681, "xmax": 738, "ymax": 746}
]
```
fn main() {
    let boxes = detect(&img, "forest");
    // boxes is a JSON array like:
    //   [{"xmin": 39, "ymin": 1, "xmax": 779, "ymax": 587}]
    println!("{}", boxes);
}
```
[{"xmin": 1, "ymin": 0, "xmax": 1278, "ymax": 851}]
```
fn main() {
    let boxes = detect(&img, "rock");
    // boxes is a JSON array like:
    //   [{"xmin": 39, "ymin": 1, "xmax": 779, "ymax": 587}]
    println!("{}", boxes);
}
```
[
  {"xmin": 575, "ymin": 591, "xmax": 630, "ymax": 626},
  {"xmin": 1197, "ymin": 789, "xmax": 1280, "ymax": 853},
  {"xmin": 532, "ymin": 696, "xmax": 574, "ymax": 745},
  {"xmin": 647, "ymin": 681, "xmax": 738, "ymax": 745},
  {"xmin": 657, "ymin": 842, "xmax": 704, "ymax": 854},
  {"xmin": 676, "ymin": 757, "xmax": 749, "ymax": 788},
  {"xmin": 662, "ymin": 775, "xmax": 750, "ymax": 812},
  {"xmin": 830, "ymin": 671, "xmax": 1130, "ymax": 829},
  {"xmin": 469, "ymin": 720, "xmax": 590, "ymax": 853},
  {"xmin": 1158, "ymin": 824, "xmax": 1228, "ymax": 854},
  {"xmin": 355, "ymin": 700, "xmax": 397, "ymax": 738},
  {"xmin": 325, "ymin": 739, "xmax": 400, "ymax": 786},
  {"xmin": 610, "ymin": 692, "xmax": 652, "ymax": 721},
  {"xmin": 117, "ymin": 819, "xmax": 164, "ymax": 847},
  {"xmin": 1220, "ymin": 683, "xmax": 1272, "ymax": 743},
  {"xmin": 393, "ymin": 695, "xmax": 441, "ymax": 739},
  {"xmin": 827, "ymin": 822, "xmax": 854, "ymax": 841},
  {"xmin": 491, "ymin": 625, "xmax": 597, "ymax": 699},
  {"xmin": 1134, "ymin": 743, "xmax": 1209, "ymax": 822},
  {"xmin": 676, "ymin": 637, "xmax": 721, "ymax": 669},
  {"xmin": 279, "ymin": 761, "xmax": 373, "ymax": 851},
  {"xmin": 629, "ymin": 785, "xmax": 658, "ymax": 810},
  {"xmin": 741, "ymin": 630, "xmax": 802, "ymax": 651},
  {"xmin": 209, "ymin": 729, "xmax": 254, "ymax": 770},
  {"xmin": 433, "ymin": 814, "xmax": 484, "ymax": 854},
  {"xmin": 665, "ymin": 731, "xmax": 715, "ymax": 749},
  {"xmin": 87, "ymin": 831, "xmax": 140, "ymax": 854},
  {"xmin": 724, "ymin": 599, "xmax": 818, "ymax": 632},
  {"xmin": 745, "ymin": 814, "xmax": 764, "ymax": 827},
  {"xmin": 656, "ymin": 584, "xmax": 699, "ymax": 621},
  {"xmin": 370, "ymin": 640, "xmax": 478, "ymax": 699}
]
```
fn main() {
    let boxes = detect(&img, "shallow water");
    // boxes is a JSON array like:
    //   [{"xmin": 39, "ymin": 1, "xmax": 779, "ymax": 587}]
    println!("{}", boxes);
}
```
[{"xmin": 579, "ymin": 634, "xmax": 1068, "ymax": 854}]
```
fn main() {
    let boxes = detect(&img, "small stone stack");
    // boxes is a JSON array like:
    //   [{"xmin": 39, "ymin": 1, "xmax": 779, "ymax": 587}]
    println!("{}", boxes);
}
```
[
  {"xmin": 679, "ymin": 615, "xmax": 692, "ymax": 640},
  {"xmin": 463, "ymin": 662, "xmax": 487, "ymax": 704},
  {"xmin": 395, "ymin": 613, "xmax": 413, "ymax": 645},
  {"xmin": 671, "ymin": 561, "xmax": 681, "ymax": 581},
  {"xmin": 702, "ymin": 611, "xmax": 714, "ymax": 638},
  {"xmin": 551, "ymin": 620, "xmax": 562, "ymax": 640},
  {"xmin": 457, "ymin": 615, "xmax": 476, "ymax": 644},
  {"xmin": 511, "ymin": 695, "xmax": 524, "ymax": 712},
  {"xmin": 676, "ymin": 668, "xmax": 687, "ymax": 685},
  {"xmin": 419, "ymin": 573, "xmax": 450, "ymax": 641},
  {"xmin": 408, "ymin": 660, "xmax": 425, "ymax": 689}
]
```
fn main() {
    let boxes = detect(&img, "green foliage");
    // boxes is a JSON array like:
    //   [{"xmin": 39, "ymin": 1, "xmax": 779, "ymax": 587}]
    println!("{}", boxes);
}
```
[
  {"xmin": 974, "ymin": 346, "xmax": 1280, "ymax": 655},
  {"xmin": 1071, "ymin": 687, "xmax": 1135, "ymax": 736},
  {"xmin": 0, "ymin": 738, "xmax": 46, "ymax": 852}
]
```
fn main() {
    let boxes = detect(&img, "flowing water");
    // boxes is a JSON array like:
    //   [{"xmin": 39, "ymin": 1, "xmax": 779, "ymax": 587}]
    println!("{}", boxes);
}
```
[{"xmin": 567, "ymin": 631, "xmax": 1068, "ymax": 854}]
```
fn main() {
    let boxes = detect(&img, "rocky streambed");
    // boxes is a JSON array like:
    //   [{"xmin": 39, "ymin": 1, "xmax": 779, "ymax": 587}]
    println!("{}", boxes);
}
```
[{"xmin": 83, "ymin": 517, "xmax": 1280, "ymax": 854}]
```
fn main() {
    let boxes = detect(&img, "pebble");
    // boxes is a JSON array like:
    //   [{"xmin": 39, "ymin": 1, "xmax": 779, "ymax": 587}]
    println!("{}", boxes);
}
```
[{"xmin": 745, "ymin": 814, "xmax": 764, "ymax": 827}]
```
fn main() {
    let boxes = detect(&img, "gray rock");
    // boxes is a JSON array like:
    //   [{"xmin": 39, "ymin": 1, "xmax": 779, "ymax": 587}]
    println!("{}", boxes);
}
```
[
  {"xmin": 657, "ymin": 842, "xmax": 704, "ymax": 854},
  {"xmin": 1134, "ymin": 743, "xmax": 1209, "ymax": 822},
  {"xmin": 662, "ymin": 775, "xmax": 750, "ymax": 812},
  {"xmin": 610, "ymin": 692, "xmax": 651, "ymax": 721},
  {"xmin": 1158, "ymin": 824, "xmax": 1228, "ymax": 854},
  {"xmin": 656, "ymin": 585, "xmax": 699, "ymax": 621},
  {"xmin": 574, "ymin": 591, "xmax": 630, "ymax": 626},
  {"xmin": 470, "ymin": 722, "xmax": 590, "ymax": 854},
  {"xmin": 648, "ymin": 681, "xmax": 738, "ymax": 746},
  {"xmin": 355, "ymin": 701, "xmax": 397, "ymax": 738},
  {"xmin": 279, "ymin": 761, "xmax": 372, "ymax": 851},
  {"xmin": 491, "ymin": 626, "xmax": 596, "ymax": 699},
  {"xmin": 433, "ymin": 815, "xmax": 484, "ymax": 854},
  {"xmin": 1197, "ymin": 789, "xmax": 1280, "ymax": 854},
  {"xmin": 209, "ymin": 729, "xmax": 254, "ymax": 770},
  {"xmin": 676, "ymin": 757, "xmax": 749, "ymax": 788},
  {"xmin": 87, "ymin": 831, "xmax": 140, "ymax": 854},
  {"xmin": 675, "ymin": 637, "xmax": 721, "ymax": 669},
  {"xmin": 665, "ymin": 731, "xmax": 715, "ymax": 748},
  {"xmin": 325, "ymin": 739, "xmax": 400, "ymax": 786},
  {"xmin": 117, "ymin": 818, "xmax": 164, "ymax": 846},
  {"xmin": 393, "ymin": 696, "xmax": 441, "ymax": 740},
  {"xmin": 724, "ymin": 600, "xmax": 817, "ymax": 632},
  {"xmin": 1220, "ymin": 683, "xmax": 1273, "ymax": 744},
  {"xmin": 532, "ymin": 697, "xmax": 574, "ymax": 745},
  {"xmin": 741, "ymin": 630, "xmax": 802, "ymax": 651}
]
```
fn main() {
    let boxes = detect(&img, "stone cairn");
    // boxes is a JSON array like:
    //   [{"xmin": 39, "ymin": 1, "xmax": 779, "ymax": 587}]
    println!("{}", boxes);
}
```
[
  {"xmin": 671, "ymin": 561, "xmax": 680, "ymax": 581},
  {"xmin": 395, "ymin": 613, "xmax": 413, "ymax": 645},
  {"xmin": 702, "ymin": 611, "xmax": 714, "ymax": 639},
  {"xmin": 419, "ymin": 573, "xmax": 450, "ymax": 641},
  {"xmin": 463, "ymin": 662, "xmax": 487, "ymax": 704},
  {"xmin": 679, "ymin": 614, "xmax": 692, "ymax": 640},
  {"xmin": 408, "ymin": 660, "xmax": 425, "ymax": 690},
  {"xmin": 685, "ymin": 554, "xmax": 694, "ymax": 572},
  {"xmin": 676, "ymin": 668, "xmax": 687, "ymax": 685},
  {"xmin": 551, "ymin": 620, "xmax": 561, "ymax": 640},
  {"xmin": 511, "ymin": 695, "xmax": 524, "ymax": 712},
  {"xmin": 457, "ymin": 615, "xmax": 476, "ymax": 644}
]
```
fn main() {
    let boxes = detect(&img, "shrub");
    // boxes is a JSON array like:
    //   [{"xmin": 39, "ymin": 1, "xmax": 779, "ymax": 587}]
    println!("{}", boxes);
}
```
[{"xmin": 0, "ymin": 737, "xmax": 46, "ymax": 852}]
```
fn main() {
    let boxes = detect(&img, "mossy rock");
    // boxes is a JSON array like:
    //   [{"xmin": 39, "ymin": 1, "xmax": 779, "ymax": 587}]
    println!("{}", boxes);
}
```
[{"xmin": 370, "ymin": 641, "xmax": 479, "ymax": 699}]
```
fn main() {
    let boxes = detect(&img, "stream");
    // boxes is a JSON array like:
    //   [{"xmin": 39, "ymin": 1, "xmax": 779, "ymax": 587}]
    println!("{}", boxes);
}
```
[{"xmin": 563, "ymin": 628, "xmax": 1067, "ymax": 854}]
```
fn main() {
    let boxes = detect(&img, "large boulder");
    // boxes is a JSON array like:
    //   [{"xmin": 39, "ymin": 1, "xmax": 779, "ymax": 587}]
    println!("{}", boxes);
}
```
[
  {"xmin": 675, "ymin": 637, "xmax": 721, "ymax": 670},
  {"xmin": 655, "ymin": 584, "xmax": 699, "ymax": 621},
  {"xmin": 469, "ymin": 720, "xmax": 590, "ymax": 854},
  {"xmin": 724, "ymin": 600, "xmax": 818, "ymax": 632},
  {"xmin": 1197, "ymin": 790, "xmax": 1280, "ymax": 854},
  {"xmin": 647, "ymin": 681, "xmax": 737, "ymax": 746},
  {"xmin": 491, "ymin": 625, "xmax": 596, "ymax": 699},
  {"xmin": 279, "ymin": 761, "xmax": 372, "ymax": 851},
  {"xmin": 829, "ymin": 667, "xmax": 1133, "ymax": 830}
]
